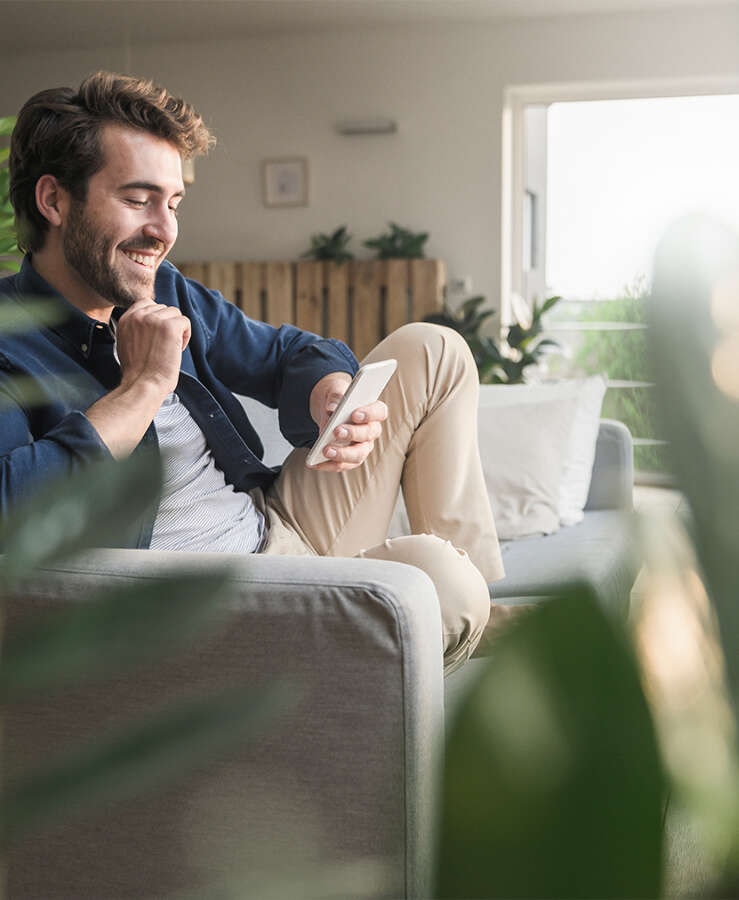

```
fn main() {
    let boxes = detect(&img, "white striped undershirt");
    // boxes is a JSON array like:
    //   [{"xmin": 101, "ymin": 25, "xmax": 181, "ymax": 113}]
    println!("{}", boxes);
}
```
[{"xmin": 149, "ymin": 392, "xmax": 266, "ymax": 553}]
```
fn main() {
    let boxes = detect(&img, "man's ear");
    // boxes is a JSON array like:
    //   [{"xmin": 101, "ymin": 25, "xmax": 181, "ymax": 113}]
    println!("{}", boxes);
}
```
[{"xmin": 35, "ymin": 175, "xmax": 68, "ymax": 228}]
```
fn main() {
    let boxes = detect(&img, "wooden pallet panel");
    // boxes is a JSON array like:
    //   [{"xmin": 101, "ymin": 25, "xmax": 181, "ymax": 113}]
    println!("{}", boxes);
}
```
[{"xmin": 174, "ymin": 258, "xmax": 446, "ymax": 354}]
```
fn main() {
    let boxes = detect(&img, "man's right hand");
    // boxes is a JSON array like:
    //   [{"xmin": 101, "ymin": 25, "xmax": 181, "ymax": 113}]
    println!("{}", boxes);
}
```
[
  {"xmin": 85, "ymin": 301, "xmax": 191, "ymax": 459},
  {"xmin": 116, "ymin": 299, "xmax": 191, "ymax": 395}
]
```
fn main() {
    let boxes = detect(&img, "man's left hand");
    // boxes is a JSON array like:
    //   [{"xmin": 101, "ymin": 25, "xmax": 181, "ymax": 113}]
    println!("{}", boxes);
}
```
[{"xmin": 308, "ymin": 372, "xmax": 388, "ymax": 471}]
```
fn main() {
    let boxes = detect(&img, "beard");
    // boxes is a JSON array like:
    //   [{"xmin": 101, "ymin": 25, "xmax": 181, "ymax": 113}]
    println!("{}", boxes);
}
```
[{"xmin": 62, "ymin": 199, "xmax": 161, "ymax": 310}]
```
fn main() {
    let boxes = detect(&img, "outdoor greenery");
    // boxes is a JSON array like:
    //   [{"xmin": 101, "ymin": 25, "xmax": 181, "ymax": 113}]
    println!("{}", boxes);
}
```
[
  {"xmin": 301, "ymin": 224, "xmax": 354, "ymax": 264},
  {"xmin": 425, "ymin": 293, "xmax": 562, "ymax": 384},
  {"xmin": 363, "ymin": 221, "xmax": 429, "ymax": 259},
  {"xmin": 546, "ymin": 284, "xmax": 668, "ymax": 475}
]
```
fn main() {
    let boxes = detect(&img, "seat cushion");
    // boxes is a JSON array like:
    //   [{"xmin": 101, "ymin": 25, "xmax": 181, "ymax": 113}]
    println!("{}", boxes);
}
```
[{"xmin": 475, "ymin": 510, "xmax": 641, "ymax": 656}]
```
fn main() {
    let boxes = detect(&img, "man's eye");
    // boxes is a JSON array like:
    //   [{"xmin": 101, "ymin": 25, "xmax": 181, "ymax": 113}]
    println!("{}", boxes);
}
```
[
  {"xmin": 126, "ymin": 199, "xmax": 146, "ymax": 208},
  {"xmin": 169, "ymin": 205, "xmax": 181, "ymax": 217}
]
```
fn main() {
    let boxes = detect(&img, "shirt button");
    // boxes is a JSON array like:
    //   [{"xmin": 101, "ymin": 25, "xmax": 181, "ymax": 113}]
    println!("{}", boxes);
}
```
[{"xmin": 81, "ymin": 343, "xmax": 88, "ymax": 352}]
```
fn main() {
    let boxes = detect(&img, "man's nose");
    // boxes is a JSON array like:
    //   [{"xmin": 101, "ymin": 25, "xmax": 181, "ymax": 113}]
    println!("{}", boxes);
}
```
[{"xmin": 142, "ymin": 205, "xmax": 178, "ymax": 247}]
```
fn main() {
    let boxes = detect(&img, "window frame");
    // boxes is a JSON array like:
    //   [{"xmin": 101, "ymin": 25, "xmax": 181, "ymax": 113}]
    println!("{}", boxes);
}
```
[
  {"xmin": 500, "ymin": 74, "xmax": 739, "ymax": 325},
  {"xmin": 501, "ymin": 76, "xmax": 739, "ymax": 482}
]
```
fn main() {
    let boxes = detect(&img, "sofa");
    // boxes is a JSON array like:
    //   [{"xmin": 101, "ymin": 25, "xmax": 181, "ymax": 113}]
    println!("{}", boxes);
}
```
[{"xmin": 1, "ymin": 385, "xmax": 639, "ymax": 900}]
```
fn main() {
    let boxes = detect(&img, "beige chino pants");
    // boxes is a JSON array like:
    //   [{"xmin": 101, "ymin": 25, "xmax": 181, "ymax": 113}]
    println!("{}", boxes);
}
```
[{"xmin": 257, "ymin": 322, "xmax": 505, "ymax": 675}]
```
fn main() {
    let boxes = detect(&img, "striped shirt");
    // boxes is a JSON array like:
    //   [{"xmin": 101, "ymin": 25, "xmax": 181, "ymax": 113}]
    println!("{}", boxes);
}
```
[{"xmin": 149, "ymin": 392, "xmax": 266, "ymax": 553}]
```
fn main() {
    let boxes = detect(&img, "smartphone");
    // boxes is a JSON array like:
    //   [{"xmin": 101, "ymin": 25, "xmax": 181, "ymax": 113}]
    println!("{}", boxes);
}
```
[{"xmin": 306, "ymin": 358, "xmax": 397, "ymax": 467}]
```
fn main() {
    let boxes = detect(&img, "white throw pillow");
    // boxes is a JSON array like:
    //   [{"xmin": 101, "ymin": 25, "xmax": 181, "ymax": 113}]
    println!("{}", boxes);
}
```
[
  {"xmin": 477, "ymin": 394, "xmax": 579, "ymax": 539},
  {"xmin": 478, "ymin": 376, "xmax": 607, "ymax": 529}
]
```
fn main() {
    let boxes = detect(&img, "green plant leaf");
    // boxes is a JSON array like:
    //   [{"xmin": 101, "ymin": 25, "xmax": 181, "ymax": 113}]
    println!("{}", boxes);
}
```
[
  {"xmin": 0, "ymin": 115, "xmax": 15, "ymax": 135},
  {"xmin": 0, "ymin": 452, "xmax": 162, "ymax": 580},
  {"xmin": 437, "ymin": 586, "xmax": 665, "ymax": 899},
  {"xmin": 0, "ymin": 680, "xmax": 295, "ymax": 847},
  {"xmin": 0, "ymin": 572, "xmax": 236, "ymax": 700}
]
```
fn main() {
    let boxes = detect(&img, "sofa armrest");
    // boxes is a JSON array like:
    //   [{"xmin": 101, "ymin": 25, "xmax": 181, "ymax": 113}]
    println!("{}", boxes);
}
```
[
  {"xmin": 2, "ymin": 550, "xmax": 444, "ymax": 900},
  {"xmin": 585, "ymin": 419, "xmax": 634, "ymax": 512}
]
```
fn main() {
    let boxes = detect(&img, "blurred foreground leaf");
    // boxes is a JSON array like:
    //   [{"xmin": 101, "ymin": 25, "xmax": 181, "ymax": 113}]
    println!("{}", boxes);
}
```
[
  {"xmin": 649, "ymin": 215, "xmax": 739, "ymax": 720},
  {"xmin": 0, "ymin": 298, "xmax": 66, "ymax": 335},
  {"xmin": 437, "ymin": 587, "xmax": 664, "ymax": 899},
  {"xmin": 0, "ymin": 571, "xmax": 234, "ymax": 700},
  {"xmin": 1, "ymin": 680, "xmax": 295, "ymax": 848},
  {"xmin": 0, "ymin": 451, "xmax": 161, "ymax": 580}
]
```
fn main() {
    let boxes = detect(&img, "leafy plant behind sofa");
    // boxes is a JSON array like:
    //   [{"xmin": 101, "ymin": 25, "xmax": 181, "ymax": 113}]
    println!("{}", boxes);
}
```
[{"xmin": 425, "ymin": 293, "xmax": 562, "ymax": 384}]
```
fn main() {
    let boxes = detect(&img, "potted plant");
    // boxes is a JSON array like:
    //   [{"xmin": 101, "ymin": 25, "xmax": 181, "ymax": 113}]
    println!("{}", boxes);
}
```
[
  {"xmin": 364, "ymin": 222, "xmax": 429, "ymax": 259},
  {"xmin": 301, "ymin": 225, "xmax": 354, "ymax": 265},
  {"xmin": 425, "ymin": 293, "xmax": 562, "ymax": 384}
]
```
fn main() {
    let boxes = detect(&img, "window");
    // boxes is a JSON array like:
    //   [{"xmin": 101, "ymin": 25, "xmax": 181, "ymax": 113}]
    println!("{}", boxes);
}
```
[{"xmin": 503, "ymin": 81, "xmax": 739, "ymax": 482}]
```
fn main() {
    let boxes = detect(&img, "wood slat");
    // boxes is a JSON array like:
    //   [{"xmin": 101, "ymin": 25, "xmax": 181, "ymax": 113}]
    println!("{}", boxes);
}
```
[
  {"xmin": 295, "ymin": 260, "xmax": 324, "ymax": 336},
  {"xmin": 238, "ymin": 263, "xmax": 264, "ymax": 320},
  {"xmin": 207, "ymin": 261, "xmax": 238, "ymax": 305},
  {"xmin": 178, "ymin": 262, "xmax": 205, "ymax": 284},
  {"xmin": 325, "ymin": 262, "xmax": 350, "ymax": 345},
  {"xmin": 264, "ymin": 262, "xmax": 294, "ymax": 327},
  {"xmin": 351, "ymin": 260, "xmax": 383, "ymax": 362},
  {"xmin": 409, "ymin": 259, "xmax": 445, "ymax": 322},
  {"xmin": 385, "ymin": 260, "xmax": 410, "ymax": 336}
]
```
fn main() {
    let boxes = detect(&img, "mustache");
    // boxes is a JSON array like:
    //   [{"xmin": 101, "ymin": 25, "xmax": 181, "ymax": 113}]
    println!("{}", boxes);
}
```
[{"xmin": 119, "ymin": 238, "xmax": 166, "ymax": 253}]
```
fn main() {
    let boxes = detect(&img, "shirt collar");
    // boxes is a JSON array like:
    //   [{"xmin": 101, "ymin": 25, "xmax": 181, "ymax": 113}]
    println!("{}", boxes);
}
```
[{"xmin": 16, "ymin": 256, "xmax": 116, "ymax": 359}]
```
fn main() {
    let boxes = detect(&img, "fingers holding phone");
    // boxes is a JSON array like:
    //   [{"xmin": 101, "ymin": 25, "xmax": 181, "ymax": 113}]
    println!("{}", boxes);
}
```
[{"xmin": 306, "ymin": 359, "xmax": 396, "ymax": 470}]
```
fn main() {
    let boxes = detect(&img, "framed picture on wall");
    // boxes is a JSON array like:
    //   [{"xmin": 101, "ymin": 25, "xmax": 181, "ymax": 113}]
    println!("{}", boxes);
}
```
[{"xmin": 262, "ymin": 157, "xmax": 309, "ymax": 208}]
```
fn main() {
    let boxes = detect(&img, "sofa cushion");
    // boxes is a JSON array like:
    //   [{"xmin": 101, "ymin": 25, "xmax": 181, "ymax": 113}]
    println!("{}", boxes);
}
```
[
  {"xmin": 475, "ymin": 509, "xmax": 640, "ymax": 655},
  {"xmin": 478, "ymin": 376, "xmax": 607, "ymax": 527},
  {"xmin": 478, "ymin": 394, "xmax": 578, "ymax": 539},
  {"xmin": 494, "ymin": 510, "xmax": 638, "ymax": 610}
]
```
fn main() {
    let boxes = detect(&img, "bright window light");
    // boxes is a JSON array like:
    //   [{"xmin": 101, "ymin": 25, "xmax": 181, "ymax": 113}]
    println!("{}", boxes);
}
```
[{"xmin": 546, "ymin": 94, "xmax": 739, "ymax": 300}]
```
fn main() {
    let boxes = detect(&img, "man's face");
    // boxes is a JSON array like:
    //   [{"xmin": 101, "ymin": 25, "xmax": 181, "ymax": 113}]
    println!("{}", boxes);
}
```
[{"xmin": 60, "ymin": 124, "xmax": 185, "ymax": 309}]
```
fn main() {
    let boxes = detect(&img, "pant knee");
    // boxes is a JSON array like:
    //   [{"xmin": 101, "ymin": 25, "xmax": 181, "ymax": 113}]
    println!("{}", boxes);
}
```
[
  {"xmin": 360, "ymin": 533, "xmax": 491, "ymax": 645},
  {"xmin": 366, "ymin": 322, "xmax": 478, "ymax": 384}
]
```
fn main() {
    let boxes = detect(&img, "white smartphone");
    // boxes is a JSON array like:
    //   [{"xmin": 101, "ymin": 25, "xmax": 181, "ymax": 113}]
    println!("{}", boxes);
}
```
[{"xmin": 306, "ymin": 358, "xmax": 398, "ymax": 467}]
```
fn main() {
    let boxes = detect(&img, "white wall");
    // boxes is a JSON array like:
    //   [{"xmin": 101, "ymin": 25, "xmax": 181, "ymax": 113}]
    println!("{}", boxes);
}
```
[{"xmin": 1, "ymin": 4, "xmax": 737, "ymax": 314}]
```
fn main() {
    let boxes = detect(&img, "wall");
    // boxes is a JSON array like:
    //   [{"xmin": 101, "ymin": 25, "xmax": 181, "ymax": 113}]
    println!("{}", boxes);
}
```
[{"xmin": 1, "ymin": 4, "xmax": 737, "ymax": 314}]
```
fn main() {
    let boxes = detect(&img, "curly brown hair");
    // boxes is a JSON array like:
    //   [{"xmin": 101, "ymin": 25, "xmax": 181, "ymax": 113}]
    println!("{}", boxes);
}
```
[{"xmin": 9, "ymin": 71, "xmax": 215, "ymax": 252}]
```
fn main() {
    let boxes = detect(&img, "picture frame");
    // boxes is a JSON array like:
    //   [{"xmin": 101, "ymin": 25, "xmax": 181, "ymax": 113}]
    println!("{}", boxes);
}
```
[{"xmin": 262, "ymin": 157, "xmax": 309, "ymax": 208}]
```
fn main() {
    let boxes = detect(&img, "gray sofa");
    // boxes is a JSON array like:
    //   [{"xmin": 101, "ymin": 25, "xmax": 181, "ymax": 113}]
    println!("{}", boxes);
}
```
[{"xmin": 1, "ymin": 418, "xmax": 638, "ymax": 900}]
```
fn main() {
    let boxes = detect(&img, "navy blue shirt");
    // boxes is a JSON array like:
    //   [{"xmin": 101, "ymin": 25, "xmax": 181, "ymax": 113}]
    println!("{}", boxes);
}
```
[{"xmin": 0, "ymin": 257, "xmax": 358, "ymax": 547}]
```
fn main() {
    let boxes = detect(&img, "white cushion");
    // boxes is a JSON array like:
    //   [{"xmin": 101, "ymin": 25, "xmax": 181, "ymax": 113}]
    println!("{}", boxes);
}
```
[
  {"xmin": 477, "ymin": 393, "xmax": 579, "ymax": 539},
  {"xmin": 478, "ymin": 376, "xmax": 607, "ymax": 528}
]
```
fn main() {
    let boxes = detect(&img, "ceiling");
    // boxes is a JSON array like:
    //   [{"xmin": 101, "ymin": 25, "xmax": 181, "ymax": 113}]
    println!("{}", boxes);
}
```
[{"xmin": 2, "ymin": 0, "xmax": 732, "ymax": 52}]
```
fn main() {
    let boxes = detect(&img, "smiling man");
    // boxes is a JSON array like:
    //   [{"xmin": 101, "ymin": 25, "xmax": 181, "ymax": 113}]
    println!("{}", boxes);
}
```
[{"xmin": 0, "ymin": 71, "xmax": 506, "ymax": 674}]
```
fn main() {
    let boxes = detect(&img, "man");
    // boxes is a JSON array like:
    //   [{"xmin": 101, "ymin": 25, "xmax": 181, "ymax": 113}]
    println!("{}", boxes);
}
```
[{"xmin": 0, "ymin": 71, "xmax": 505, "ymax": 673}]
